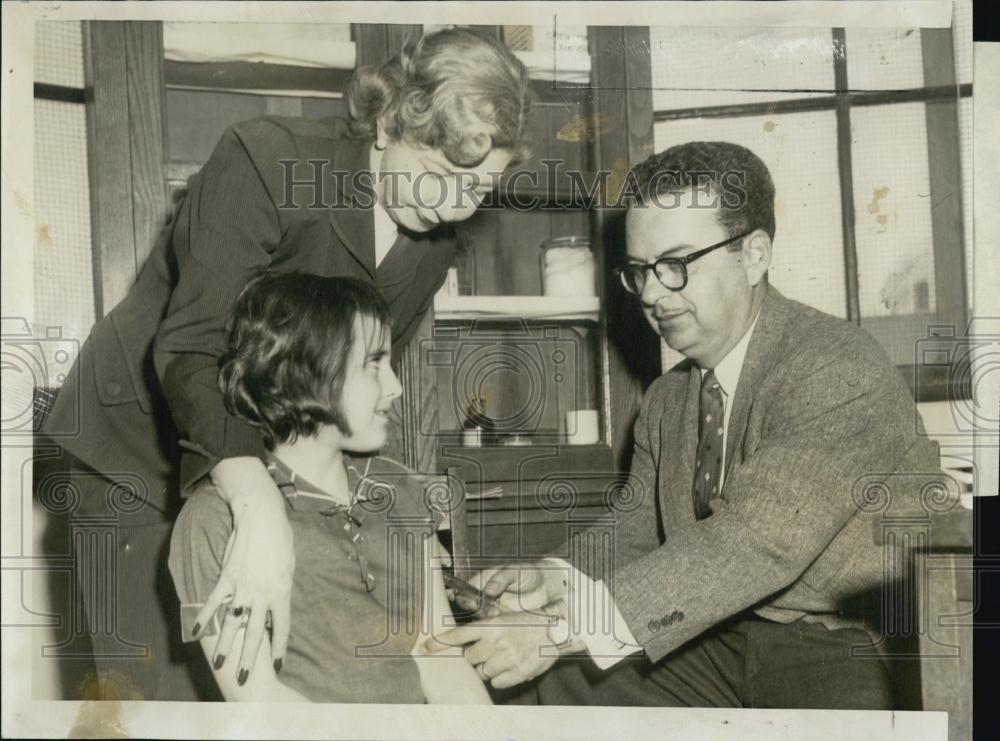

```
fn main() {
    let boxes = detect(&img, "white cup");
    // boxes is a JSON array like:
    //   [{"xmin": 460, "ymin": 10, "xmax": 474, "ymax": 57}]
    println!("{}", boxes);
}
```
[{"xmin": 565, "ymin": 410, "xmax": 599, "ymax": 445}]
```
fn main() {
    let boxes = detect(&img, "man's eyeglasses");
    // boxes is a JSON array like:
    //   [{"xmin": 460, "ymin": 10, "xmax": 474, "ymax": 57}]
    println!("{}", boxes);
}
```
[{"xmin": 616, "ymin": 230, "xmax": 754, "ymax": 295}]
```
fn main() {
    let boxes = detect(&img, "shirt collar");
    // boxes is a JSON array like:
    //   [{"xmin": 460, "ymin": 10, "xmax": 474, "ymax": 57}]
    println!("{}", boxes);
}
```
[
  {"xmin": 266, "ymin": 454, "xmax": 375, "ymax": 515},
  {"xmin": 700, "ymin": 306, "xmax": 762, "ymax": 398}
]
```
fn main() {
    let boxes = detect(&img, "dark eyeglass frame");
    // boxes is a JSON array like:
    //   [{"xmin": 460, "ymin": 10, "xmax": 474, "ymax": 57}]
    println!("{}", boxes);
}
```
[{"xmin": 616, "ymin": 230, "xmax": 755, "ymax": 295}]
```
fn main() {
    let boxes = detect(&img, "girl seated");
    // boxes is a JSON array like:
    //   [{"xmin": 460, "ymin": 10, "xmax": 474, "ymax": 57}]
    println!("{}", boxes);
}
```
[{"xmin": 168, "ymin": 272, "xmax": 488, "ymax": 703}]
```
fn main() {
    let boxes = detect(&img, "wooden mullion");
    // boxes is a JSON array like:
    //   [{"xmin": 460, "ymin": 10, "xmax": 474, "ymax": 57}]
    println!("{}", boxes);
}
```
[
  {"xmin": 400, "ymin": 311, "xmax": 437, "ymax": 472},
  {"xmin": 920, "ymin": 28, "xmax": 968, "ymax": 336},
  {"xmin": 589, "ymin": 26, "xmax": 659, "ymax": 473},
  {"xmin": 353, "ymin": 24, "xmax": 389, "ymax": 69},
  {"xmin": 164, "ymin": 60, "xmax": 354, "ymax": 95},
  {"xmin": 123, "ymin": 22, "xmax": 169, "ymax": 271},
  {"xmin": 623, "ymin": 27, "xmax": 655, "ymax": 167},
  {"xmin": 832, "ymin": 28, "xmax": 861, "ymax": 324},
  {"xmin": 386, "ymin": 24, "xmax": 423, "ymax": 53},
  {"xmin": 84, "ymin": 21, "xmax": 136, "ymax": 319},
  {"xmin": 653, "ymin": 84, "xmax": 973, "ymax": 122}
]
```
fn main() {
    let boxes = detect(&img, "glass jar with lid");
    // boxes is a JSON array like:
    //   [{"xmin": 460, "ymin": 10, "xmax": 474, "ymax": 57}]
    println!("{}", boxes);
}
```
[{"xmin": 540, "ymin": 236, "xmax": 596, "ymax": 297}]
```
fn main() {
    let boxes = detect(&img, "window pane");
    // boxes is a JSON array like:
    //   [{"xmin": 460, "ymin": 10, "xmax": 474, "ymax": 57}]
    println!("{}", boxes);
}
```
[
  {"xmin": 33, "ymin": 21, "xmax": 94, "ymax": 367},
  {"xmin": 850, "ymin": 103, "xmax": 951, "ymax": 367},
  {"xmin": 954, "ymin": 0, "xmax": 973, "ymax": 85},
  {"xmin": 850, "ymin": 102, "xmax": 936, "ymax": 319},
  {"xmin": 845, "ymin": 28, "xmax": 925, "ymax": 91},
  {"xmin": 532, "ymin": 23, "xmax": 588, "ymax": 53},
  {"xmin": 654, "ymin": 110, "xmax": 848, "ymax": 320},
  {"xmin": 35, "ymin": 20, "xmax": 84, "ymax": 88},
  {"xmin": 650, "ymin": 27, "xmax": 836, "ymax": 111},
  {"xmin": 959, "ymin": 96, "xmax": 973, "ymax": 303},
  {"xmin": 34, "ymin": 98, "xmax": 94, "ymax": 363}
]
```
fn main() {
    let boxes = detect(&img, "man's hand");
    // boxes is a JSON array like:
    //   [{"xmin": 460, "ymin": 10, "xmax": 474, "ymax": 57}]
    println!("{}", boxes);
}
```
[
  {"xmin": 195, "ymin": 457, "xmax": 295, "ymax": 685},
  {"xmin": 456, "ymin": 560, "xmax": 570, "ymax": 615},
  {"xmin": 424, "ymin": 611, "xmax": 563, "ymax": 689}
]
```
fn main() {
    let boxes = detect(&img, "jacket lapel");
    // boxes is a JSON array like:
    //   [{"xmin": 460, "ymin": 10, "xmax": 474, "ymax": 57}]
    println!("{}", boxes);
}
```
[
  {"xmin": 328, "ymin": 133, "xmax": 376, "ymax": 278},
  {"xmin": 658, "ymin": 362, "xmax": 703, "ymax": 527},
  {"xmin": 723, "ymin": 285, "xmax": 793, "ymax": 485}
]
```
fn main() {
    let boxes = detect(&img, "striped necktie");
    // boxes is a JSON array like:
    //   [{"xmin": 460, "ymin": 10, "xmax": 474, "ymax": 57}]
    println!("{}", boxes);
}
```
[{"xmin": 693, "ymin": 369, "xmax": 725, "ymax": 520}]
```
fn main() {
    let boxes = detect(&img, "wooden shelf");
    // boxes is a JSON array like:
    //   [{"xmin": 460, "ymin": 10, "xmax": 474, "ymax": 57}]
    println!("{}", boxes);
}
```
[
  {"xmin": 439, "ymin": 444, "xmax": 616, "ymax": 484},
  {"xmin": 434, "ymin": 295, "xmax": 599, "ymax": 322}
]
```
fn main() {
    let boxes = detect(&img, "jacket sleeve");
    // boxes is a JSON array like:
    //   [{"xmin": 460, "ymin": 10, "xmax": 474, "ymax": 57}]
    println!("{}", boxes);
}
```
[
  {"xmin": 153, "ymin": 123, "xmax": 285, "ymax": 492},
  {"xmin": 388, "ymin": 240, "xmax": 456, "ymax": 364},
  {"xmin": 609, "ymin": 349, "xmax": 924, "ymax": 663}
]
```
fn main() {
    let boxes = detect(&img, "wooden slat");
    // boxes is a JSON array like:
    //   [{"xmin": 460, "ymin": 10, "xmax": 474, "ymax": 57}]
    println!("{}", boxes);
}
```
[
  {"xmin": 265, "ymin": 96, "xmax": 303, "ymax": 118},
  {"xmin": 588, "ymin": 26, "xmax": 660, "ymax": 473},
  {"xmin": 165, "ymin": 50, "xmax": 592, "ymax": 106},
  {"xmin": 439, "ymin": 444, "xmax": 615, "ymax": 484},
  {"xmin": 832, "ymin": 28, "xmax": 862, "ymax": 324},
  {"xmin": 921, "ymin": 28, "xmax": 969, "ymax": 337},
  {"xmin": 165, "ymin": 60, "xmax": 353, "ymax": 94},
  {"xmin": 653, "ymin": 85, "xmax": 972, "ymax": 122},
  {"xmin": 401, "ymin": 309, "xmax": 438, "ymax": 473},
  {"xmin": 84, "ymin": 22, "xmax": 136, "ymax": 318},
  {"xmin": 353, "ymin": 24, "xmax": 389, "ymax": 69},
  {"xmin": 84, "ymin": 22, "xmax": 170, "ymax": 317},
  {"xmin": 531, "ymin": 79, "xmax": 592, "ymax": 105},
  {"xmin": 918, "ymin": 552, "xmax": 973, "ymax": 741},
  {"xmin": 385, "ymin": 24, "xmax": 422, "ymax": 54},
  {"xmin": 124, "ymin": 22, "xmax": 169, "ymax": 271},
  {"xmin": 445, "ymin": 467, "xmax": 473, "ymax": 579},
  {"xmin": 622, "ymin": 27, "xmax": 654, "ymax": 167}
]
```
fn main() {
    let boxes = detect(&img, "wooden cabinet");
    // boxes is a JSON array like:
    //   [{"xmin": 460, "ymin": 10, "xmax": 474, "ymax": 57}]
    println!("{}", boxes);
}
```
[{"xmin": 392, "ymin": 27, "xmax": 662, "ymax": 557}]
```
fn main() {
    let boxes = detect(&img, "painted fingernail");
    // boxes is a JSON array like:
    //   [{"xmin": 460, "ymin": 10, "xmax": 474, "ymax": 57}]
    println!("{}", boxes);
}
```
[
  {"xmin": 213, "ymin": 654, "xmax": 225, "ymax": 671},
  {"xmin": 238, "ymin": 669, "xmax": 249, "ymax": 686},
  {"xmin": 192, "ymin": 622, "xmax": 202, "ymax": 637},
  {"xmin": 273, "ymin": 658, "xmax": 283, "ymax": 673}
]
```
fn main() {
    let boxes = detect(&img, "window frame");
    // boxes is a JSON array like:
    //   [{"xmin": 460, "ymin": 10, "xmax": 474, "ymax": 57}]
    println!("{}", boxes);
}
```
[{"xmin": 650, "ymin": 27, "xmax": 971, "ymax": 401}]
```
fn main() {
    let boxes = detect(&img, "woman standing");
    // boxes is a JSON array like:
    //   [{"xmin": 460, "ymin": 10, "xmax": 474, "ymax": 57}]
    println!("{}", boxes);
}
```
[{"xmin": 43, "ymin": 27, "xmax": 532, "ymax": 699}]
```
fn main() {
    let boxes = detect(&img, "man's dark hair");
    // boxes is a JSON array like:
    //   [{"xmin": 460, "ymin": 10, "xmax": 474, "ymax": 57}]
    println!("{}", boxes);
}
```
[
  {"xmin": 629, "ymin": 141, "xmax": 776, "ymax": 242},
  {"xmin": 219, "ymin": 272, "xmax": 391, "ymax": 449}
]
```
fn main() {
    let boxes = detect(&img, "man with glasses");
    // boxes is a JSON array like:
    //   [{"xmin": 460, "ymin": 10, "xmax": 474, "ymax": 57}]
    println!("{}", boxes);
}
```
[{"xmin": 431, "ymin": 141, "xmax": 947, "ymax": 709}]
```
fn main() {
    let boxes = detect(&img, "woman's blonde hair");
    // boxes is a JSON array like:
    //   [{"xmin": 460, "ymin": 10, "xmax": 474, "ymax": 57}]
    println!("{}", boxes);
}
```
[{"xmin": 346, "ymin": 27, "xmax": 533, "ymax": 167}]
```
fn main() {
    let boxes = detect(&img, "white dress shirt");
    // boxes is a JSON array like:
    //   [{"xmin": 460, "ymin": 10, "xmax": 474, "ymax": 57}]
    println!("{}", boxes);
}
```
[
  {"xmin": 698, "ymin": 308, "xmax": 760, "ymax": 490},
  {"xmin": 552, "ymin": 308, "xmax": 762, "ymax": 668}
]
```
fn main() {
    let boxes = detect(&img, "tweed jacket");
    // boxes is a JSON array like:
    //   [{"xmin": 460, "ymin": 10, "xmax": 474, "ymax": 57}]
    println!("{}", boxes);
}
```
[
  {"xmin": 43, "ymin": 116, "xmax": 459, "ymax": 513},
  {"xmin": 570, "ymin": 286, "xmax": 946, "ymax": 663}
]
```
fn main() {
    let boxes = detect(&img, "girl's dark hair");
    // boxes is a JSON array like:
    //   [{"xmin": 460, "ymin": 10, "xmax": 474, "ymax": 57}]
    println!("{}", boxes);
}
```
[
  {"xmin": 219, "ymin": 272, "xmax": 391, "ymax": 449},
  {"xmin": 346, "ymin": 27, "xmax": 534, "ymax": 167}
]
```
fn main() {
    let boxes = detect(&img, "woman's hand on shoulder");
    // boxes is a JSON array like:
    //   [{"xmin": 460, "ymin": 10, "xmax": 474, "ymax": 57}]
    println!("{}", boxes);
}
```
[{"xmin": 194, "ymin": 457, "xmax": 295, "ymax": 685}]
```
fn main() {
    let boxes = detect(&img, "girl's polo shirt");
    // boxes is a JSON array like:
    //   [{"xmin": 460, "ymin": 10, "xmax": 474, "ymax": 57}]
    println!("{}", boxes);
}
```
[{"xmin": 169, "ymin": 455, "xmax": 444, "ymax": 703}]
